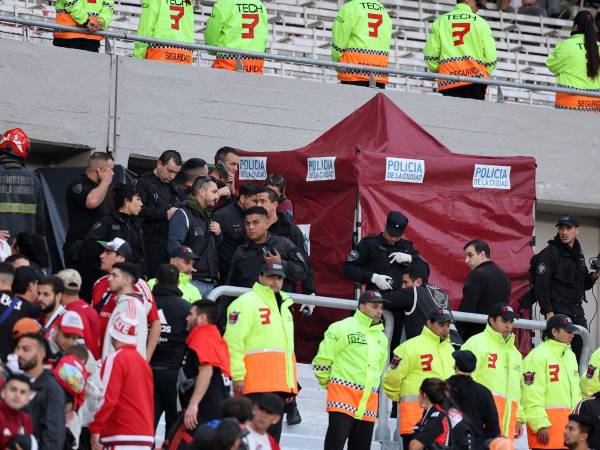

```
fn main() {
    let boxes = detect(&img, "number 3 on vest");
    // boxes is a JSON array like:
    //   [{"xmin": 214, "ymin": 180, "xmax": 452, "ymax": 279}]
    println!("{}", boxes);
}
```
[
  {"xmin": 170, "ymin": 5, "xmax": 184, "ymax": 30},
  {"xmin": 367, "ymin": 13, "xmax": 382, "ymax": 37},
  {"xmin": 242, "ymin": 13, "xmax": 259, "ymax": 38},
  {"xmin": 452, "ymin": 22, "xmax": 470, "ymax": 46},
  {"xmin": 420, "ymin": 354, "xmax": 433, "ymax": 371},
  {"xmin": 258, "ymin": 307, "xmax": 271, "ymax": 325}
]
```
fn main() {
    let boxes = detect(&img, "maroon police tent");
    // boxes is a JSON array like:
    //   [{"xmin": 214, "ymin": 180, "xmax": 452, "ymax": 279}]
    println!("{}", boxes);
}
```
[{"xmin": 237, "ymin": 93, "xmax": 536, "ymax": 362}]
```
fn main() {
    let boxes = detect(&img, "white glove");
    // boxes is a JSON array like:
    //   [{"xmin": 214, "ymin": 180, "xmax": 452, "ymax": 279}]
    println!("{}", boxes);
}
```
[
  {"xmin": 371, "ymin": 273, "xmax": 393, "ymax": 290},
  {"xmin": 389, "ymin": 252, "xmax": 412, "ymax": 265},
  {"xmin": 300, "ymin": 304, "xmax": 315, "ymax": 316}
]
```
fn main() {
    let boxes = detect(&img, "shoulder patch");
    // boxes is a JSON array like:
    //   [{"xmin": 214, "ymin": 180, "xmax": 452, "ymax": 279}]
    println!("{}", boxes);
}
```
[
  {"xmin": 586, "ymin": 364, "xmax": 597, "ymax": 379},
  {"xmin": 228, "ymin": 311, "xmax": 240, "ymax": 324},
  {"xmin": 523, "ymin": 371, "xmax": 535, "ymax": 385},
  {"xmin": 71, "ymin": 183, "xmax": 83, "ymax": 194},
  {"xmin": 390, "ymin": 354, "xmax": 401, "ymax": 369},
  {"xmin": 346, "ymin": 250, "xmax": 359, "ymax": 262},
  {"xmin": 537, "ymin": 263, "xmax": 547, "ymax": 275},
  {"xmin": 92, "ymin": 221, "xmax": 103, "ymax": 231}
]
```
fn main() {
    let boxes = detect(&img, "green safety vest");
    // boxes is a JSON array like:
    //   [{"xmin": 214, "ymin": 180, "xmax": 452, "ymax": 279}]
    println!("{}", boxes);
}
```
[
  {"xmin": 205, "ymin": 0, "xmax": 268, "ymax": 52},
  {"xmin": 581, "ymin": 346, "xmax": 600, "ymax": 397},
  {"xmin": 423, "ymin": 3, "xmax": 496, "ymax": 91},
  {"xmin": 547, "ymin": 34, "xmax": 600, "ymax": 91},
  {"xmin": 462, "ymin": 325, "xmax": 524, "ymax": 436},
  {"xmin": 133, "ymin": 0, "xmax": 195, "ymax": 59},
  {"xmin": 521, "ymin": 338, "xmax": 581, "ymax": 448},
  {"xmin": 312, "ymin": 310, "xmax": 388, "ymax": 421},
  {"xmin": 331, "ymin": 0, "xmax": 392, "ymax": 83},
  {"xmin": 147, "ymin": 273, "xmax": 202, "ymax": 303},
  {"xmin": 223, "ymin": 282, "xmax": 297, "ymax": 394},
  {"xmin": 54, "ymin": 0, "xmax": 114, "ymax": 39}
]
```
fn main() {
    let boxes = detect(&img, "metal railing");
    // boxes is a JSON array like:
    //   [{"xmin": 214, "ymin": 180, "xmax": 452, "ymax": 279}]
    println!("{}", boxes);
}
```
[{"xmin": 2, "ymin": 15, "xmax": 600, "ymax": 101}]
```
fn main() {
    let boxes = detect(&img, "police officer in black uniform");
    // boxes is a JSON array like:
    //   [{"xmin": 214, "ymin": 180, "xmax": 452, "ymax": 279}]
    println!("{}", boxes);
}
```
[
  {"xmin": 533, "ymin": 214, "xmax": 600, "ymax": 362},
  {"xmin": 213, "ymin": 183, "xmax": 260, "ymax": 281},
  {"xmin": 227, "ymin": 206, "xmax": 311, "ymax": 292},
  {"xmin": 137, "ymin": 150, "xmax": 184, "ymax": 278},
  {"xmin": 78, "ymin": 183, "xmax": 145, "ymax": 301},
  {"xmin": 63, "ymin": 152, "xmax": 114, "ymax": 269}
]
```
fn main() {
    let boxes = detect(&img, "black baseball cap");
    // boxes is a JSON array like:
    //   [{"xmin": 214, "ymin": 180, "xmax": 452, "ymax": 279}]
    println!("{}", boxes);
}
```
[
  {"xmin": 386, "ymin": 211, "xmax": 408, "ymax": 237},
  {"xmin": 247, "ymin": 393, "xmax": 285, "ymax": 416},
  {"xmin": 358, "ymin": 290, "xmax": 388, "ymax": 304},
  {"xmin": 489, "ymin": 303, "xmax": 515, "ymax": 321},
  {"xmin": 546, "ymin": 314, "xmax": 578, "ymax": 333},
  {"xmin": 453, "ymin": 350, "xmax": 477, "ymax": 373},
  {"xmin": 169, "ymin": 246, "xmax": 199, "ymax": 261},
  {"xmin": 428, "ymin": 307, "xmax": 454, "ymax": 323},
  {"xmin": 260, "ymin": 262, "xmax": 286, "ymax": 277},
  {"xmin": 556, "ymin": 214, "xmax": 579, "ymax": 228}
]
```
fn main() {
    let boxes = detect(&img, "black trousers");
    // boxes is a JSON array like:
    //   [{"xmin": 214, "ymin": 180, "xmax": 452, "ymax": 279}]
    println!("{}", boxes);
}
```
[
  {"xmin": 402, "ymin": 433, "xmax": 413, "ymax": 450},
  {"xmin": 144, "ymin": 240, "xmax": 169, "ymax": 279},
  {"xmin": 153, "ymin": 368, "xmax": 180, "ymax": 436},
  {"xmin": 324, "ymin": 412, "xmax": 375, "ymax": 450},
  {"xmin": 441, "ymin": 83, "xmax": 487, "ymax": 100},
  {"xmin": 341, "ymin": 80, "xmax": 386, "ymax": 89},
  {"xmin": 53, "ymin": 38, "xmax": 100, "ymax": 52}
]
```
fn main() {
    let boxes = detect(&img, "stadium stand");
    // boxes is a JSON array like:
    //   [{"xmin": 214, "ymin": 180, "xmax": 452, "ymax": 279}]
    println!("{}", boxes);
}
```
[{"xmin": 0, "ymin": 0, "xmax": 583, "ymax": 105}]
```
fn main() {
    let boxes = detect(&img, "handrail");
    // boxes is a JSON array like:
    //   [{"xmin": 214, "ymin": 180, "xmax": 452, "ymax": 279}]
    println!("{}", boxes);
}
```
[
  {"xmin": 206, "ymin": 286, "xmax": 594, "ymax": 447},
  {"xmin": 3, "ymin": 14, "xmax": 600, "ymax": 99}
]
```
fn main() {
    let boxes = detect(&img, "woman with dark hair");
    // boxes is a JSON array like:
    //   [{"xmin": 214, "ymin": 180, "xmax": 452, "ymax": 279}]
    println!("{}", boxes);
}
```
[
  {"xmin": 12, "ymin": 231, "xmax": 50, "ymax": 275},
  {"xmin": 409, "ymin": 378, "xmax": 473, "ymax": 450},
  {"xmin": 547, "ymin": 10, "xmax": 600, "ymax": 112},
  {"xmin": 78, "ymin": 183, "xmax": 145, "ymax": 298}
]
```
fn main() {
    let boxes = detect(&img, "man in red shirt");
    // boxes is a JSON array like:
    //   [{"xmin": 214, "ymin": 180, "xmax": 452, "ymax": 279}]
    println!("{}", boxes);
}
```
[
  {"xmin": 0, "ymin": 373, "xmax": 34, "ymax": 448},
  {"xmin": 90, "ymin": 311, "xmax": 154, "ymax": 449},
  {"xmin": 90, "ymin": 238, "xmax": 160, "ymax": 359},
  {"xmin": 57, "ymin": 269, "xmax": 101, "ymax": 359}
]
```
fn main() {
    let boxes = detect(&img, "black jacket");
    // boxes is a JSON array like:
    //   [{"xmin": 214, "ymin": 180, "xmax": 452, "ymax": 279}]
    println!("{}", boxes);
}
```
[
  {"xmin": 0, "ymin": 156, "xmax": 46, "ymax": 237},
  {"xmin": 575, "ymin": 392, "xmax": 600, "ymax": 450},
  {"xmin": 79, "ymin": 211, "xmax": 145, "ymax": 300},
  {"xmin": 64, "ymin": 173, "xmax": 108, "ymax": 245},
  {"xmin": 227, "ymin": 233, "xmax": 310, "ymax": 292},
  {"xmin": 0, "ymin": 293, "xmax": 38, "ymax": 361},
  {"xmin": 343, "ymin": 233, "xmax": 430, "ymax": 291},
  {"xmin": 447, "ymin": 375, "xmax": 500, "ymax": 450},
  {"xmin": 167, "ymin": 203, "xmax": 221, "ymax": 281},
  {"xmin": 137, "ymin": 171, "xmax": 184, "ymax": 243},
  {"xmin": 533, "ymin": 235, "xmax": 597, "ymax": 316},
  {"xmin": 150, "ymin": 283, "xmax": 191, "ymax": 370},
  {"xmin": 213, "ymin": 202, "xmax": 246, "ymax": 280},
  {"xmin": 28, "ymin": 370, "xmax": 66, "ymax": 450},
  {"xmin": 268, "ymin": 214, "xmax": 316, "ymax": 294},
  {"xmin": 458, "ymin": 261, "xmax": 511, "ymax": 341}
]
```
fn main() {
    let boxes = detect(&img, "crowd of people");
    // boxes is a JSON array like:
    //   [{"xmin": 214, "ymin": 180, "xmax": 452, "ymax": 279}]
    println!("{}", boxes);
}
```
[
  {"xmin": 44, "ymin": 0, "xmax": 600, "ymax": 112},
  {"xmin": 1, "ymin": 122, "xmax": 600, "ymax": 450}
]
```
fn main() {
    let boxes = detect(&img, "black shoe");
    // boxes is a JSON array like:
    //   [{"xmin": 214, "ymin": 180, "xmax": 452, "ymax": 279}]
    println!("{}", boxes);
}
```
[{"xmin": 286, "ymin": 405, "xmax": 302, "ymax": 425}]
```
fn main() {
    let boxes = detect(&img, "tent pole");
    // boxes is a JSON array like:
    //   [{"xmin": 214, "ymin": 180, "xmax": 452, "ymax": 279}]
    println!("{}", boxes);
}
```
[{"xmin": 354, "ymin": 190, "xmax": 362, "ymax": 301}]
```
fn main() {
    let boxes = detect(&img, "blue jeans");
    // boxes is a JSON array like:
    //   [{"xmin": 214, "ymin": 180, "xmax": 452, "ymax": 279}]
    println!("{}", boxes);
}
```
[{"xmin": 191, "ymin": 279, "xmax": 214, "ymax": 298}]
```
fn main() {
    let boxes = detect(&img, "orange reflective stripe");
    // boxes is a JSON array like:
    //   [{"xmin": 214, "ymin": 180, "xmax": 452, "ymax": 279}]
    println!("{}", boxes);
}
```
[
  {"xmin": 242, "ymin": 351, "xmax": 297, "ymax": 394},
  {"xmin": 212, "ymin": 57, "xmax": 264, "ymax": 74},
  {"xmin": 437, "ymin": 57, "xmax": 488, "ymax": 91},
  {"xmin": 555, "ymin": 92, "xmax": 600, "ymax": 112},
  {"xmin": 398, "ymin": 400, "xmax": 423, "ymax": 434},
  {"xmin": 338, "ymin": 50, "xmax": 389, "ymax": 84},
  {"xmin": 326, "ymin": 379, "xmax": 378, "ymax": 421},
  {"xmin": 526, "ymin": 407, "xmax": 570, "ymax": 449},
  {"xmin": 54, "ymin": 12, "xmax": 102, "ymax": 40},
  {"xmin": 146, "ymin": 47, "xmax": 193, "ymax": 64}
]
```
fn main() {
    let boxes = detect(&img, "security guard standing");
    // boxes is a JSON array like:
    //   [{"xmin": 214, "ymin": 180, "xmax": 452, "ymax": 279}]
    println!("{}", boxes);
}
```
[
  {"xmin": 312, "ymin": 290, "xmax": 388, "ymax": 450},
  {"xmin": 461, "ymin": 303, "xmax": 525, "ymax": 440},
  {"xmin": 204, "ymin": 0, "xmax": 269, "ymax": 74},
  {"xmin": 423, "ymin": 0, "xmax": 496, "ymax": 100},
  {"xmin": 53, "ymin": 0, "xmax": 114, "ymax": 52},
  {"xmin": 382, "ymin": 307, "xmax": 454, "ymax": 448},
  {"xmin": 344, "ymin": 210, "xmax": 429, "ymax": 346},
  {"xmin": 533, "ymin": 214, "xmax": 600, "ymax": 362},
  {"xmin": 331, "ymin": 0, "xmax": 392, "ymax": 88},
  {"xmin": 547, "ymin": 11, "xmax": 600, "ymax": 112},
  {"xmin": 63, "ymin": 152, "xmax": 114, "ymax": 269},
  {"xmin": 522, "ymin": 314, "xmax": 581, "ymax": 450},
  {"xmin": 0, "ymin": 128, "xmax": 46, "ymax": 238},
  {"xmin": 133, "ymin": 0, "xmax": 194, "ymax": 64},
  {"xmin": 224, "ymin": 262, "xmax": 297, "ymax": 442}
]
